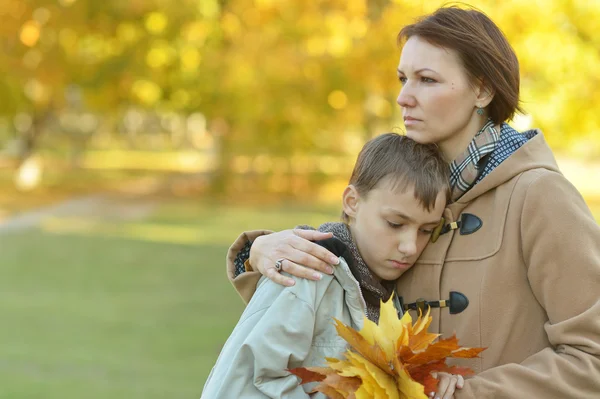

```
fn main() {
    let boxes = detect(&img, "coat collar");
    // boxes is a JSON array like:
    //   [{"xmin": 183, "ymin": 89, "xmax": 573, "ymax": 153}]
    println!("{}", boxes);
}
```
[{"xmin": 454, "ymin": 130, "xmax": 560, "ymax": 205}]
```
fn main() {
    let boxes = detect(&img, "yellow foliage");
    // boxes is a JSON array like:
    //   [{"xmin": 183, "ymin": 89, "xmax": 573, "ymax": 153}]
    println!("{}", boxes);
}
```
[
  {"xmin": 20, "ymin": 20, "xmax": 41, "ymax": 47},
  {"xmin": 132, "ymin": 80, "xmax": 162, "ymax": 105},
  {"xmin": 5, "ymin": 0, "xmax": 600, "ymax": 161},
  {"xmin": 328, "ymin": 90, "xmax": 348, "ymax": 110},
  {"xmin": 291, "ymin": 296, "xmax": 485, "ymax": 399},
  {"xmin": 145, "ymin": 12, "xmax": 168, "ymax": 35}
]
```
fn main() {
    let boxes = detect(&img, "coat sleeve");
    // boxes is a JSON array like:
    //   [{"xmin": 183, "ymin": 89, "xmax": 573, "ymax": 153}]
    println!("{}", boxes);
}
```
[
  {"xmin": 226, "ymin": 230, "xmax": 273, "ymax": 304},
  {"xmin": 202, "ymin": 276, "xmax": 320, "ymax": 398},
  {"xmin": 457, "ymin": 171, "xmax": 600, "ymax": 399}
]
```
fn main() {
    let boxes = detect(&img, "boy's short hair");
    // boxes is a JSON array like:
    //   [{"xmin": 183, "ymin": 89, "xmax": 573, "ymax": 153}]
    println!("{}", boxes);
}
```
[{"xmin": 342, "ymin": 133, "xmax": 450, "ymax": 223}]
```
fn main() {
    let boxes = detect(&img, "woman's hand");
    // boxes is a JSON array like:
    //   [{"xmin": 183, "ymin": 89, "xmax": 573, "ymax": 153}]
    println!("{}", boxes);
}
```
[
  {"xmin": 249, "ymin": 229, "xmax": 340, "ymax": 286},
  {"xmin": 428, "ymin": 372, "xmax": 465, "ymax": 399}
]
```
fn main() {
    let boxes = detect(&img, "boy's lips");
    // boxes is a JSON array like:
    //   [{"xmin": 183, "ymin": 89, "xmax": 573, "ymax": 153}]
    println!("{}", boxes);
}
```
[{"xmin": 389, "ymin": 260, "xmax": 412, "ymax": 270}]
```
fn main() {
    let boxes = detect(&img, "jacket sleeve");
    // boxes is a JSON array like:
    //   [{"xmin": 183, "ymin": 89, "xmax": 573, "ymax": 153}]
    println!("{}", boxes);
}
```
[
  {"xmin": 203, "ymin": 276, "xmax": 320, "ymax": 398},
  {"xmin": 457, "ymin": 171, "xmax": 600, "ymax": 399},
  {"xmin": 226, "ymin": 230, "xmax": 273, "ymax": 304},
  {"xmin": 226, "ymin": 226, "xmax": 318, "ymax": 304}
]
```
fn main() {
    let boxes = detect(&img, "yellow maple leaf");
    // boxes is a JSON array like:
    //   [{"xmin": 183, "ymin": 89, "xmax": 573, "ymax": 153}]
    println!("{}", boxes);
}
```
[{"xmin": 290, "ymin": 295, "xmax": 486, "ymax": 399}]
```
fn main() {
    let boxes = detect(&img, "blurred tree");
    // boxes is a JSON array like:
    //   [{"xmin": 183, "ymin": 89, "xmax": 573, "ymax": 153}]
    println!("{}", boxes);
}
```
[
  {"xmin": 0, "ymin": 0, "xmax": 203, "ymax": 158},
  {"xmin": 0, "ymin": 0, "xmax": 598, "ymax": 190}
]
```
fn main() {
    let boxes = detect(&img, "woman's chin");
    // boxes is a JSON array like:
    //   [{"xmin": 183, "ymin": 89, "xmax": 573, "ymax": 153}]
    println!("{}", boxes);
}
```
[{"xmin": 405, "ymin": 129, "xmax": 433, "ymax": 145}]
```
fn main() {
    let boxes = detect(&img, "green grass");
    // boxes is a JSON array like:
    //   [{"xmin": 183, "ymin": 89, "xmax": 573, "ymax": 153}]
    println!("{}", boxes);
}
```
[
  {"xmin": 0, "ymin": 199, "xmax": 338, "ymax": 398},
  {"xmin": 0, "ymin": 233, "xmax": 234, "ymax": 398}
]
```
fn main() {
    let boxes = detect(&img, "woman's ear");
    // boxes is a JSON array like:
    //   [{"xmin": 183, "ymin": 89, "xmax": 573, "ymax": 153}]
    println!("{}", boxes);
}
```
[
  {"xmin": 476, "ymin": 78, "xmax": 495, "ymax": 108},
  {"xmin": 342, "ymin": 185, "xmax": 360, "ymax": 221}
]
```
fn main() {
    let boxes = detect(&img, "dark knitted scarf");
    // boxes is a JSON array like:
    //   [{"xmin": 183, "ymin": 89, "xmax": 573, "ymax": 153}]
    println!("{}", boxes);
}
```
[{"xmin": 315, "ymin": 222, "xmax": 395, "ymax": 323}]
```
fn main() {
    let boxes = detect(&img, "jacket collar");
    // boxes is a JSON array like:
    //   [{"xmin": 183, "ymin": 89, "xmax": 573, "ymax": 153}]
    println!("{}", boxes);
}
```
[
  {"xmin": 453, "ymin": 130, "xmax": 560, "ymax": 205},
  {"xmin": 333, "ymin": 257, "xmax": 367, "ymax": 329}
]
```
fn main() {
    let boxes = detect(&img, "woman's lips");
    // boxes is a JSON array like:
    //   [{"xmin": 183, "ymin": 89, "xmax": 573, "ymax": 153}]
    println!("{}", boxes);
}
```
[{"xmin": 403, "ymin": 117, "xmax": 421, "ymax": 127}]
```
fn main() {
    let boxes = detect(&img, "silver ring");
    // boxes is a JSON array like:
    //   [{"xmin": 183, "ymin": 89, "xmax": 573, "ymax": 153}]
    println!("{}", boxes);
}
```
[{"xmin": 274, "ymin": 258, "xmax": 285, "ymax": 272}]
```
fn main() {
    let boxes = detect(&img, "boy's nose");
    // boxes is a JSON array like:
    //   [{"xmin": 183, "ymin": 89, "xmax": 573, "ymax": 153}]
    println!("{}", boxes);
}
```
[{"xmin": 398, "ymin": 235, "xmax": 418, "ymax": 257}]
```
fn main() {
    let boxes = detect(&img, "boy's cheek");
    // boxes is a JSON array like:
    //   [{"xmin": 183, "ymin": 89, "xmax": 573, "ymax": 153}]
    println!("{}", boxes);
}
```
[{"xmin": 415, "ymin": 237, "xmax": 431, "ymax": 257}]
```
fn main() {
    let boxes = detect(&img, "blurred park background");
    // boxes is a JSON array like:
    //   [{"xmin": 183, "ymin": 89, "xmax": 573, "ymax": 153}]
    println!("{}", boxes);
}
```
[{"xmin": 0, "ymin": 0, "xmax": 599, "ymax": 397}]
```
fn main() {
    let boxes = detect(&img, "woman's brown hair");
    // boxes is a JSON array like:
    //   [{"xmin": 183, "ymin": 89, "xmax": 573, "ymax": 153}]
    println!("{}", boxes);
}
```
[{"xmin": 398, "ymin": 6, "xmax": 524, "ymax": 124}]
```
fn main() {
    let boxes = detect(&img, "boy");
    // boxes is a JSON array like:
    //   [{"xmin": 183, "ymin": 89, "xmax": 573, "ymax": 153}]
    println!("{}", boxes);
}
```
[{"xmin": 202, "ymin": 134, "xmax": 452, "ymax": 398}]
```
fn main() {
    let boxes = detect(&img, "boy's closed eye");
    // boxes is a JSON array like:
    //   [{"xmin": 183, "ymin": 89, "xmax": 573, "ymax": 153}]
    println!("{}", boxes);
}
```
[
  {"xmin": 387, "ymin": 221, "xmax": 404, "ymax": 229},
  {"xmin": 387, "ymin": 220, "xmax": 437, "ymax": 235}
]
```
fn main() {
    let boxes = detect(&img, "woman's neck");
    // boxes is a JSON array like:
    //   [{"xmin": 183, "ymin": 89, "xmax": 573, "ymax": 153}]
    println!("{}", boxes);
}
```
[{"xmin": 439, "ymin": 118, "xmax": 489, "ymax": 162}]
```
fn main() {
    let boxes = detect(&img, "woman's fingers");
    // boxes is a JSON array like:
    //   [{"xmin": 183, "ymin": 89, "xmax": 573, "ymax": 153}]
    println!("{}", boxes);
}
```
[
  {"xmin": 280, "ymin": 258, "xmax": 325, "ymax": 281},
  {"xmin": 286, "ymin": 242, "xmax": 338, "ymax": 275},
  {"xmin": 276, "ymin": 234, "xmax": 337, "ymax": 275},
  {"xmin": 292, "ymin": 230, "xmax": 337, "ymax": 257},
  {"xmin": 264, "ymin": 255, "xmax": 331, "ymax": 287},
  {"xmin": 249, "ymin": 229, "xmax": 339, "ymax": 286},
  {"xmin": 433, "ymin": 373, "xmax": 463, "ymax": 399},
  {"xmin": 434, "ymin": 373, "xmax": 451, "ymax": 399},
  {"xmin": 264, "ymin": 264, "xmax": 295, "ymax": 287},
  {"xmin": 291, "ymin": 228, "xmax": 333, "ymax": 240},
  {"xmin": 291, "ymin": 229, "xmax": 339, "ymax": 265},
  {"xmin": 442, "ymin": 375, "xmax": 458, "ymax": 399}
]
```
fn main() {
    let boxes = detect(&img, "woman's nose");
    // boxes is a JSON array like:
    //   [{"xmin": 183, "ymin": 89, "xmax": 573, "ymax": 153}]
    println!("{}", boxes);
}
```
[{"xmin": 397, "ymin": 82, "xmax": 417, "ymax": 108}]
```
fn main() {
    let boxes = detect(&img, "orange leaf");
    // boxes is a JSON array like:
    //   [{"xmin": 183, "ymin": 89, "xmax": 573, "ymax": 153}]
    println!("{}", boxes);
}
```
[
  {"xmin": 407, "ymin": 308, "xmax": 439, "ymax": 352},
  {"xmin": 334, "ymin": 318, "xmax": 394, "ymax": 374},
  {"xmin": 420, "ymin": 373, "xmax": 440, "ymax": 397},
  {"xmin": 450, "ymin": 346, "xmax": 487, "ymax": 358},
  {"xmin": 313, "ymin": 373, "xmax": 361, "ymax": 399},
  {"xmin": 316, "ymin": 385, "xmax": 346, "ymax": 399},
  {"xmin": 411, "ymin": 308, "xmax": 432, "ymax": 336},
  {"xmin": 444, "ymin": 365, "xmax": 476, "ymax": 378},
  {"xmin": 288, "ymin": 366, "xmax": 328, "ymax": 384},
  {"xmin": 405, "ymin": 336, "xmax": 461, "ymax": 365},
  {"xmin": 406, "ymin": 359, "xmax": 446, "ymax": 386}
]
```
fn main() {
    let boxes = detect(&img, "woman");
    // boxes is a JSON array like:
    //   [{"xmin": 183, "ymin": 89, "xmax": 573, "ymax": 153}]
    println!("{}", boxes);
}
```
[{"xmin": 225, "ymin": 6, "xmax": 600, "ymax": 399}]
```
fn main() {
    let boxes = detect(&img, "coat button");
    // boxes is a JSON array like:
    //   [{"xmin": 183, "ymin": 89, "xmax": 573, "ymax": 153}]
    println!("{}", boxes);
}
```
[
  {"xmin": 459, "ymin": 213, "xmax": 483, "ymax": 235},
  {"xmin": 449, "ymin": 291, "xmax": 469, "ymax": 314}
]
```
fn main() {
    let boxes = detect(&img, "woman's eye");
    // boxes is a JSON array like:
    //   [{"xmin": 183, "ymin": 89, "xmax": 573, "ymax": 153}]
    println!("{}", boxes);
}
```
[
  {"xmin": 421, "ymin": 77, "xmax": 436, "ymax": 83},
  {"xmin": 398, "ymin": 76, "xmax": 407, "ymax": 84},
  {"xmin": 387, "ymin": 221, "xmax": 402, "ymax": 229},
  {"xmin": 420, "ymin": 229, "xmax": 434, "ymax": 235}
]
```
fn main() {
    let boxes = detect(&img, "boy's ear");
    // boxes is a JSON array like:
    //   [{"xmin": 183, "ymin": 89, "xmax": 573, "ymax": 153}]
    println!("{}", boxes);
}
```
[{"xmin": 342, "ymin": 185, "xmax": 360, "ymax": 219}]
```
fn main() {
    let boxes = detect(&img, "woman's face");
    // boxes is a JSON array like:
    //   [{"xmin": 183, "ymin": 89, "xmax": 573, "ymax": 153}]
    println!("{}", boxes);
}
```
[{"xmin": 396, "ymin": 36, "xmax": 488, "ymax": 160}]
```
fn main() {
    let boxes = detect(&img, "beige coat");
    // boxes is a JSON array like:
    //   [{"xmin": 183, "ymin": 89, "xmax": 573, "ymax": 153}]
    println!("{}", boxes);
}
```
[{"xmin": 226, "ymin": 132, "xmax": 600, "ymax": 398}]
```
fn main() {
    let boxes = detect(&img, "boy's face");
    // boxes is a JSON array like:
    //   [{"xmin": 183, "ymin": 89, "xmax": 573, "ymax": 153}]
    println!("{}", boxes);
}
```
[{"xmin": 343, "ymin": 178, "xmax": 446, "ymax": 281}]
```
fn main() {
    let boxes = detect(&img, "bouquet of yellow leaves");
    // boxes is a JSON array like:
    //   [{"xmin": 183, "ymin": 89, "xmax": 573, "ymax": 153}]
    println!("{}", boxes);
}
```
[{"xmin": 290, "ymin": 296, "xmax": 485, "ymax": 399}]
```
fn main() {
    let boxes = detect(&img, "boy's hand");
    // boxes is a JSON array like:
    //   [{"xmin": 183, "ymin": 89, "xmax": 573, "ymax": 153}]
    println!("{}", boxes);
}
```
[{"xmin": 428, "ymin": 372, "xmax": 465, "ymax": 399}]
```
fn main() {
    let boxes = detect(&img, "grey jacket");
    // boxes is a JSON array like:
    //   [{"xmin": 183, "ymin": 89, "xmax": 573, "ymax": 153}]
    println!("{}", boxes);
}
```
[{"xmin": 201, "ymin": 256, "xmax": 368, "ymax": 398}]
